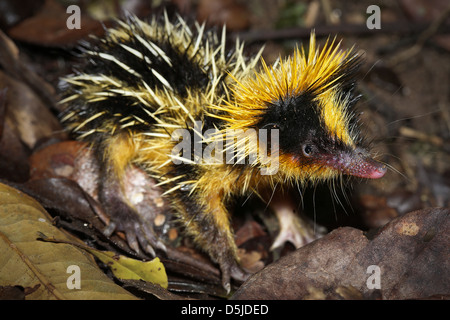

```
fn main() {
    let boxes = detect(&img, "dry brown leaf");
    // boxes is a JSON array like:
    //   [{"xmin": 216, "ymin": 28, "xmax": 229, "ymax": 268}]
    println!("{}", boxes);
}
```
[
  {"xmin": 0, "ymin": 70, "xmax": 61, "ymax": 149},
  {"xmin": 7, "ymin": 0, "xmax": 105, "ymax": 47},
  {"xmin": 0, "ymin": 183, "xmax": 138, "ymax": 300},
  {"xmin": 232, "ymin": 208, "xmax": 449, "ymax": 300},
  {"xmin": 197, "ymin": 0, "xmax": 250, "ymax": 31}
]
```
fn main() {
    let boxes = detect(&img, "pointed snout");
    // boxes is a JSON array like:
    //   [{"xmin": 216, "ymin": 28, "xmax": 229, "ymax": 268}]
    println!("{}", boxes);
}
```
[{"xmin": 322, "ymin": 148, "xmax": 387, "ymax": 179}]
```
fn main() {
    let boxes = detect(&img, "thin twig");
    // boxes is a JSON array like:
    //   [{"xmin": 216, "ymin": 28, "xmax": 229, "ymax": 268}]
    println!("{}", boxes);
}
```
[
  {"xmin": 231, "ymin": 21, "xmax": 450, "ymax": 44},
  {"xmin": 387, "ymin": 4, "xmax": 450, "ymax": 66}
]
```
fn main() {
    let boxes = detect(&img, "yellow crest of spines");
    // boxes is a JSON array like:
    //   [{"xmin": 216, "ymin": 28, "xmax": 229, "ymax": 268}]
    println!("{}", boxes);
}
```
[{"xmin": 213, "ymin": 31, "xmax": 359, "ymax": 146}]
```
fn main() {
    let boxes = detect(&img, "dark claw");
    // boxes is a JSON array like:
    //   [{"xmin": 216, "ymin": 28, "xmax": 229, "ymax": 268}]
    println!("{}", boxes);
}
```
[
  {"xmin": 219, "ymin": 256, "xmax": 252, "ymax": 294},
  {"xmin": 103, "ymin": 221, "xmax": 117, "ymax": 237},
  {"xmin": 139, "ymin": 218, "xmax": 167, "ymax": 252},
  {"xmin": 230, "ymin": 263, "xmax": 251, "ymax": 283},
  {"xmin": 124, "ymin": 227, "xmax": 142, "ymax": 254}
]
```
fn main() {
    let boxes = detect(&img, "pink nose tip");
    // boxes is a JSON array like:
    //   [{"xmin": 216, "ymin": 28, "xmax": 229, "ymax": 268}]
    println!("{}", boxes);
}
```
[
  {"xmin": 365, "ymin": 164, "xmax": 387, "ymax": 179},
  {"xmin": 332, "ymin": 150, "xmax": 388, "ymax": 179},
  {"xmin": 350, "ymin": 154, "xmax": 387, "ymax": 179}
]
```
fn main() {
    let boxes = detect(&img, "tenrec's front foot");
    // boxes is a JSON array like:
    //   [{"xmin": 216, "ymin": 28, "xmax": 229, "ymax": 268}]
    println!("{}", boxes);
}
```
[
  {"xmin": 219, "ymin": 257, "xmax": 252, "ymax": 294},
  {"xmin": 100, "ymin": 192, "xmax": 166, "ymax": 256},
  {"xmin": 99, "ymin": 165, "xmax": 167, "ymax": 256}
]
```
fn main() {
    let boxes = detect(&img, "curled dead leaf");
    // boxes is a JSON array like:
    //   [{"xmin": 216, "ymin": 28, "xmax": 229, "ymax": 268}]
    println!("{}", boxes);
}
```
[
  {"xmin": 0, "ymin": 183, "xmax": 138, "ymax": 300},
  {"xmin": 232, "ymin": 208, "xmax": 449, "ymax": 300}
]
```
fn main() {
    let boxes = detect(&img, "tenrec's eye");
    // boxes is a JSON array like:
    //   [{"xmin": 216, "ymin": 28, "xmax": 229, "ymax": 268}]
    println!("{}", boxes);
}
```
[{"xmin": 303, "ymin": 144, "xmax": 313, "ymax": 156}]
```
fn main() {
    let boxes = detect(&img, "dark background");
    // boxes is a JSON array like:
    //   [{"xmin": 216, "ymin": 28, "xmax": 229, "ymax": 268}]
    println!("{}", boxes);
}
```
[{"xmin": 0, "ymin": 0, "xmax": 448, "ymax": 299}]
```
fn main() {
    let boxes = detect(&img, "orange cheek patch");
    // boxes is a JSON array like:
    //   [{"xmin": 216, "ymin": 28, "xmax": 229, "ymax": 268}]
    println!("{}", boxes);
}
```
[
  {"xmin": 280, "ymin": 153, "xmax": 300, "ymax": 166},
  {"xmin": 278, "ymin": 152, "xmax": 340, "ymax": 182}
]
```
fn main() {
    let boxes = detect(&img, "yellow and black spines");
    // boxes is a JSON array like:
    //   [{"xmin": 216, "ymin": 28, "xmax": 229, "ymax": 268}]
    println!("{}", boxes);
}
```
[{"xmin": 60, "ymin": 13, "xmax": 386, "ymax": 292}]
